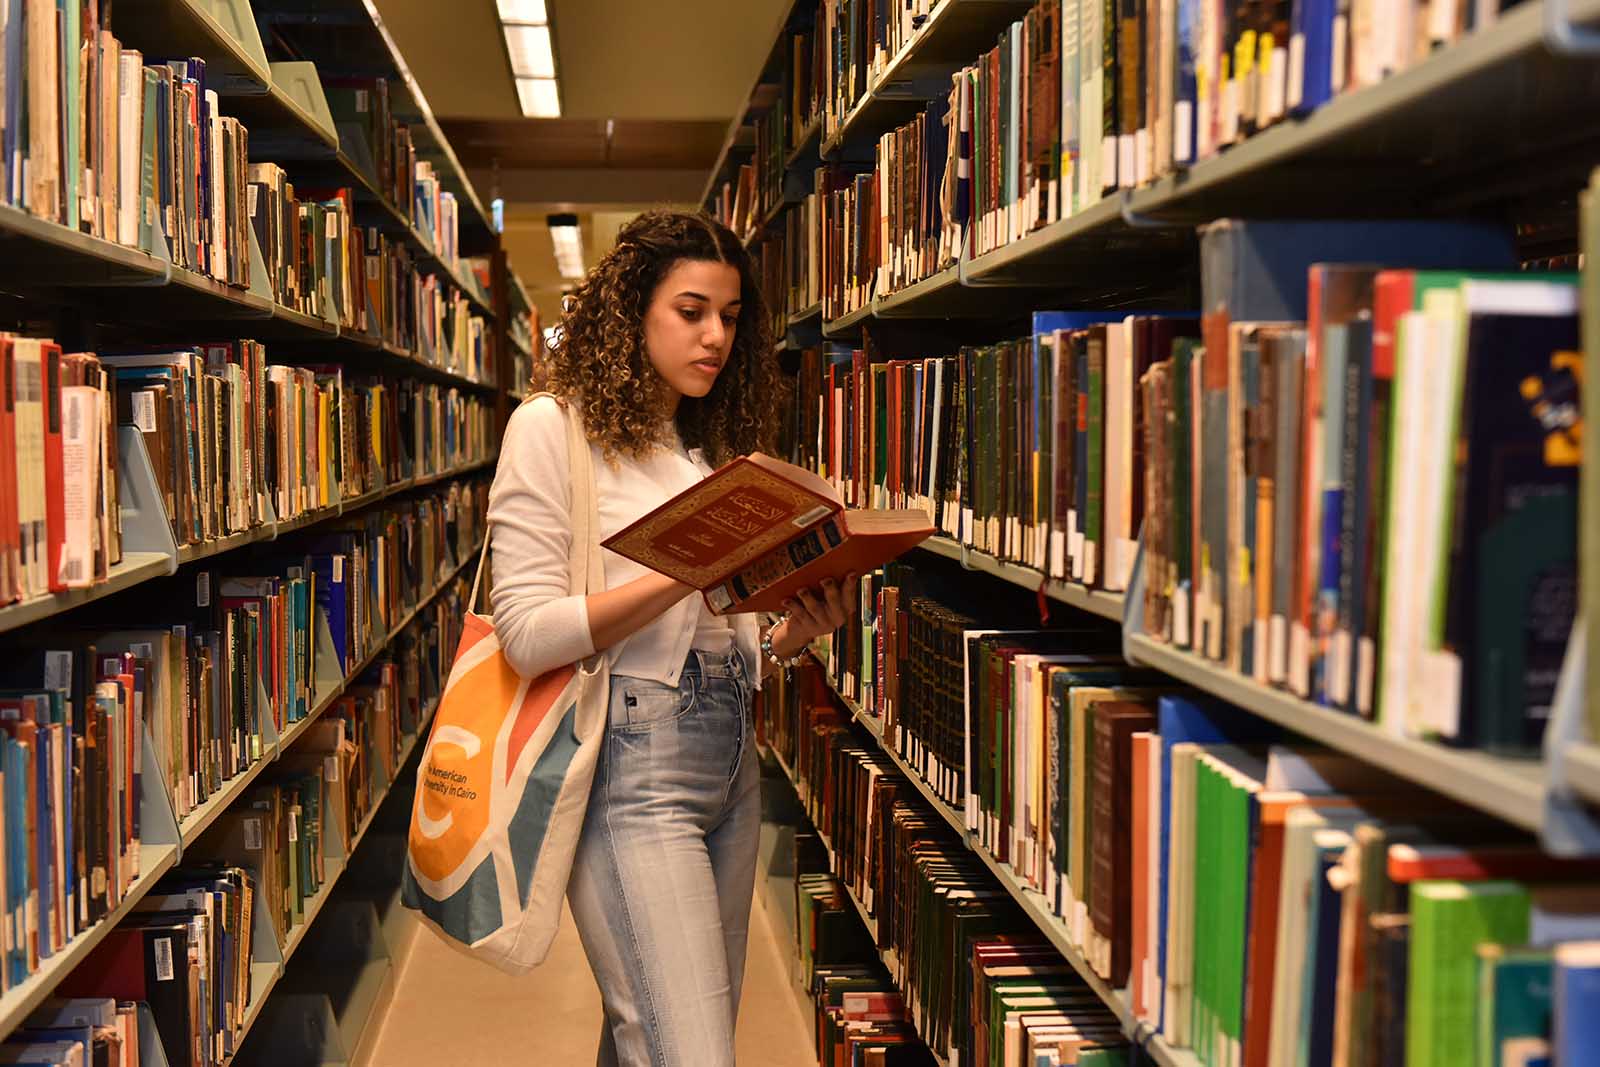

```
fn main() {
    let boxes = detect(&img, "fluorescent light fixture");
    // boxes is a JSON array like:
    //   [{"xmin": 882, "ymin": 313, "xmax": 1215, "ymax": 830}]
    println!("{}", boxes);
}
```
[
  {"xmin": 548, "ymin": 213, "xmax": 585, "ymax": 279},
  {"xmin": 497, "ymin": 0, "xmax": 547, "ymax": 23},
  {"xmin": 516, "ymin": 77, "xmax": 560, "ymax": 117},
  {"xmin": 504, "ymin": 24, "xmax": 555, "ymax": 78}
]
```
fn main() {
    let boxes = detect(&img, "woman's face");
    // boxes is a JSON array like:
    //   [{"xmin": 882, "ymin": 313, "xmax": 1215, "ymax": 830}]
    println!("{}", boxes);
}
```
[{"xmin": 643, "ymin": 258, "xmax": 742, "ymax": 412}]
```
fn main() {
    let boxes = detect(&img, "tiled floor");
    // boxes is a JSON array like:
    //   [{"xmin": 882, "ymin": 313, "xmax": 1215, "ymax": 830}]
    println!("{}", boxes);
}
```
[{"xmin": 361, "ymin": 888, "xmax": 816, "ymax": 1066}]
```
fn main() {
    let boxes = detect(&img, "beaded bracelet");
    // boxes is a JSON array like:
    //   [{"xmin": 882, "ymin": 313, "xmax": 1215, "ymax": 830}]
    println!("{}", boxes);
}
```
[{"xmin": 761, "ymin": 617, "xmax": 806, "ymax": 670}]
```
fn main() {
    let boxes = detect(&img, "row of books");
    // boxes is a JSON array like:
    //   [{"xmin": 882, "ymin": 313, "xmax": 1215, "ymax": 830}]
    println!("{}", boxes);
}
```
[
  {"xmin": 3, "ymin": 30, "xmax": 251, "ymax": 286},
  {"xmin": 950, "ymin": 0, "xmax": 1515, "ymax": 258},
  {"xmin": 6, "ymin": 469, "xmax": 477, "ymax": 804},
  {"xmin": 793, "ymin": 869, "xmax": 942, "ymax": 1066},
  {"xmin": 787, "ymin": 217, "xmax": 1576, "ymax": 753},
  {"xmin": 8, "ymin": 339, "xmax": 493, "ymax": 580},
  {"xmin": 1148, "ymin": 220, "xmax": 1573, "ymax": 753},
  {"xmin": 248, "ymin": 173, "xmax": 417, "ymax": 347},
  {"xmin": 816, "ymin": 0, "xmax": 941, "ymax": 144},
  {"xmin": 0, "ymin": 480, "xmax": 481, "ymax": 1019},
  {"xmin": 767, "ymin": 674, "xmax": 1141, "ymax": 1066},
  {"xmin": 742, "ymin": 0, "xmax": 1529, "ymax": 315},
  {"xmin": 804, "ymin": 545, "xmax": 1600, "ymax": 1067},
  {"xmin": 0, "ymin": 338, "xmax": 123, "ymax": 602},
  {"xmin": 1, "ymin": 997, "xmax": 144, "ymax": 1067},
  {"xmin": 806, "ymin": 531, "xmax": 1600, "ymax": 1067},
  {"xmin": 326, "ymin": 78, "xmax": 419, "ymax": 227},
  {"xmin": 62, "ymin": 866, "xmax": 256, "ymax": 1067},
  {"xmin": 416, "ymin": 276, "xmax": 491, "ymax": 385},
  {"xmin": 412, "ymin": 161, "xmax": 460, "ymax": 273}
]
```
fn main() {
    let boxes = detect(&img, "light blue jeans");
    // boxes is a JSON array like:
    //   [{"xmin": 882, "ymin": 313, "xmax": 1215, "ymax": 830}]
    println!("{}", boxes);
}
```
[{"xmin": 567, "ymin": 647, "xmax": 760, "ymax": 1067}]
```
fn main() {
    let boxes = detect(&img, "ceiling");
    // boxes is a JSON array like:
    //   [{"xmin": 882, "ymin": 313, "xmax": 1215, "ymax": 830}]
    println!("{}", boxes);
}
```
[{"xmin": 372, "ymin": 0, "xmax": 791, "ymax": 318}]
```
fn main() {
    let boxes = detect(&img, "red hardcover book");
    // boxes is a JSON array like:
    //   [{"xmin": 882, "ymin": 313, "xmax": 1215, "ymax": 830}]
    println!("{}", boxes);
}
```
[
  {"xmin": 40, "ymin": 341, "xmax": 66, "ymax": 592},
  {"xmin": 603, "ymin": 453, "xmax": 932, "ymax": 616}
]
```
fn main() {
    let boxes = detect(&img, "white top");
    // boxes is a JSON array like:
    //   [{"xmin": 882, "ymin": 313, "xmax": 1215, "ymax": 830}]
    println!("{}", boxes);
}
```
[{"xmin": 487, "ymin": 395, "xmax": 760, "ymax": 689}]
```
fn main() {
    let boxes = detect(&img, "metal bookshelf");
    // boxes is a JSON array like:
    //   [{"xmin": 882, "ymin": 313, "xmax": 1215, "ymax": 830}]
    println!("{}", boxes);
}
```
[
  {"xmin": 817, "ymin": 0, "xmax": 1035, "ymax": 159},
  {"xmin": 804, "ymin": 661, "xmax": 1190, "ymax": 1067},
  {"xmin": 760, "ymin": 743, "xmax": 949, "ymax": 1067},
  {"xmin": 0, "ymin": 536, "xmax": 471, "ymax": 1038},
  {"xmin": 1123, "ymin": 633, "xmax": 1550, "ymax": 833},
  {"xmin": 915, "ymin": 536, "xmax": 1126, "ymax": 621},
  {"xmin": 820, "ymin": 301, "xmax": 875, "ymax": 339}
]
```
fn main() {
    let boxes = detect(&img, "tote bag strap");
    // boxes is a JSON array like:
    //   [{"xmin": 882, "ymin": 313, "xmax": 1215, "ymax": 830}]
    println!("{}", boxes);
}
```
[{"xmin": 468, "ymin": 393, "xmax": 605, "ymax": 612}]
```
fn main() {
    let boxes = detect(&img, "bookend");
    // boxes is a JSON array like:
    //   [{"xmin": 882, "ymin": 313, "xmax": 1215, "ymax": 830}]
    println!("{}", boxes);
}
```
[
  {"xmin": 245, "ymin": 224, "xmax": 275, "ymax": 306},
  {"xmin": 1120, "ymin": 535, "xmax": 1149, "ymax": 664},
  {"xmin": 140, "ymin": 721, "xmax": 183, "ymax": 857},
  {"xmin": 268, "ymin": 62, "xmax": 339, "ymax": 148},
  {"xmin": 1546, "ymin": 0, "xmax": 1600, "ymax": 54},
  {"xmin": 278, "ymin": 898, "xmax": 395, "ymax": 1065},
  {"xmin": 115, "ymin": 426, "xmax": 182, "ymax": 573},
  {"xmin": 185, "ymin": 0, "xmax": 273, "ymax": 93},
  {"xmin": 136, "ymin": 1002, "xmax": 174, "ymax": 1067},
  {"xmin": 1541, "ymin": 620, "xmax": 1600, "ymax": 855},
  {"xmin": 257, "ymin": 677, "xmax": 283, "ymax": 761},
  {"xmin": 233, "ymin": 993, "xmax": 349, "ymax": 1067},
  {"xmin": 310, "ymin": 608, "xmax": 350, "ymax": 714},
  {"xmin": 335, "ymin": 122, "xmax": 381, "ymax": 187}
]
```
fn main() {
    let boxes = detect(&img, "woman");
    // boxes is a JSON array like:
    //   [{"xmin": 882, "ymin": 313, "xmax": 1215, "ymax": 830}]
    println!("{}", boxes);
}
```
[{"xmin": 487, "ymin": 210, "xmax": 851, "ymax": 1067}]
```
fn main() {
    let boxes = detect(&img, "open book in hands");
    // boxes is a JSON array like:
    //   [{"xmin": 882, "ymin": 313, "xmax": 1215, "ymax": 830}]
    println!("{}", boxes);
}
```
[{"xmin": 600, "ymin": 453, "xmax": 934, "ymax": 615}]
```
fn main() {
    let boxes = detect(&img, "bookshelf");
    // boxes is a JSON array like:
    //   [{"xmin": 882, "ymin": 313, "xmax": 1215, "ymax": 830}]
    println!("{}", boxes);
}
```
[
  {"xmin": 720, "ymin": 0, "xmax": 1600, "ymax": 337},
  {"xmin": 0, "ymin": 0, "xmax": 536, "ymax": 1054},
  {"xmin": 758, "ymin": 745, "xmax": 950, "ymax": 1067},
  {"xmin": 798, "ymin": 660, "xmax": 1197, "ymax": 1067},
  {"xmin": 0, "ymin": 536, "xmax": 477, "ymax": 1040},
  {"xmin": 817, "ymin": 0, "xmax": 1034, "ymax": 157},
  {"xmin": 724, "ymin": 0, "xmax": 1600, "ymax": 1061},
  {"xmin": 914, "ymin": 537, "xmax": 1126, "ymax": 621}
]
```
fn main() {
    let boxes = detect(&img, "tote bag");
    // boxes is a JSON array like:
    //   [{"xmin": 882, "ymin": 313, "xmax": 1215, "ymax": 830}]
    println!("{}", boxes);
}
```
[{"xmin": 401, "ymin": 395, "xmax": 608, "ymax": 973}]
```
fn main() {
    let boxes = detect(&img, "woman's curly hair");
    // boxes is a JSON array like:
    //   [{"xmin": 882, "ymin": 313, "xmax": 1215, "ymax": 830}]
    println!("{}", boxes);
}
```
[{"xmin": 541, "ymin": 209, "xmax": 780, "ymax": 466}]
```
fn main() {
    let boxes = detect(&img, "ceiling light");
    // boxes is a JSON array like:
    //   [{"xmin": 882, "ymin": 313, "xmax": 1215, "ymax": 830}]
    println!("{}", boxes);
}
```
[
  {"xmin": 497, "ymin": 0, "xmax": 547, "ymax": 23},
  {"xmin": 516, "ymin": 77, "xmax": 560, "ymax": 118},
  {"xmin": 504, "ymin": 24, "xmax": 555, "ymax": 78},
  {"xmin": 548, "ymin": 213, "xmax": 584, "ymax": 279}
]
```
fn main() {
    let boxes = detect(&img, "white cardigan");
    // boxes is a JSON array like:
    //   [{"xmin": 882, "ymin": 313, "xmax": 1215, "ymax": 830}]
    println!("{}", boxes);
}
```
[{"xmin": 486, "ymin": 396, "xmax": 761, "ymax": 690}]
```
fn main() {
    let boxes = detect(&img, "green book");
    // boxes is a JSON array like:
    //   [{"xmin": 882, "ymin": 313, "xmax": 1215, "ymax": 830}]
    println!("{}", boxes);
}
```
[
  {"xmin": 1078, "ymin": 1048, "xmax": 1131, "ymax": 1067},
  {"xmin": 1408, "ymin": 880, "xmax": 1531, "ymax": 1067},
  {"xmin": 140, "ymin": 70, "xmax": 160, "ymax": 255},
  {"xmin": 1477, "ymin": 944, "xmax": 1553, "ymax": 1067}
]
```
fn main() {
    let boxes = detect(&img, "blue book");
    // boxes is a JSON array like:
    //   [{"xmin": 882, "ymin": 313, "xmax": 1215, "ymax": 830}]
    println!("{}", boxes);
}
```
[
  {"xmin": 1030, "ymin": 311, "xmax": 1136, "ymax": 335},
  {"xmin": 3, "ymin": 739, "xmax": 21, "ymax": 985},
  {"xmin": 311, "ymin": 555, "xmax": 350, "ymax": 675},
  {"xmin": 1198, "ymin": 220, "xmax": 1517, "ymax": 322},
  {"xmin": 2, "ymin": 0, "xmax": 19, "ymax": 205},
  {"xmin": 1175, "ymin": 0, "xmax": 1200, "ymax": 164},
  {"xmin": 1554, "ymin": 942, "xmax": 1600, "ymax": 1063},
  {"xmin": 33, "ymin": 725, "xmax": 53, "ymax": 961},
  {"xmin": 1312, "ymin": 322, "xmax": 1348, "ymax": 705},
  {"xmin": 1154, "ymin": 697, "xmax": 1278, "ymax": 1032},
  {"xmin": 0, "ymin": 1041, "xmax": 82, "ymax": 1066},
  {"xmin": 1292, "ymin": 0, "xmax": 1337, "ymax": 115},
  {"xmin": 1300, "ymin": 837, "xmax": 1348, "ymax": 1066}
]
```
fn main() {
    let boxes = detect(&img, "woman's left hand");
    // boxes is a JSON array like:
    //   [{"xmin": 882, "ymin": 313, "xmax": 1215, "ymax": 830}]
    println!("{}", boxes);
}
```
[{"xmin": 777, "ymin": 573, "xmax": 859, "ymax": 651}]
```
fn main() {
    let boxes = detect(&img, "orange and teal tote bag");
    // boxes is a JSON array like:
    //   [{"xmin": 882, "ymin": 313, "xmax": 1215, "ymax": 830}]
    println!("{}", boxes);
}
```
[{"xmin": 401, "ymin": 395, "xmax": 608, "ymax": 972}]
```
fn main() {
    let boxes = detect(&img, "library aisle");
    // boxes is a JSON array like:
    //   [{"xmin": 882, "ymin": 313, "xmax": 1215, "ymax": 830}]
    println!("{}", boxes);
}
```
[{"xmin": 362, "ymin": 893, "xmax": 815, "ymax": 1065}]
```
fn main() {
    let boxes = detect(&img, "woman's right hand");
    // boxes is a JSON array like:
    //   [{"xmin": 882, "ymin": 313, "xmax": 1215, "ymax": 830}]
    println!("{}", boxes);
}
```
[{"xmin": 773, "ymin": 573, "xmax": 859, "ymax": 657}]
